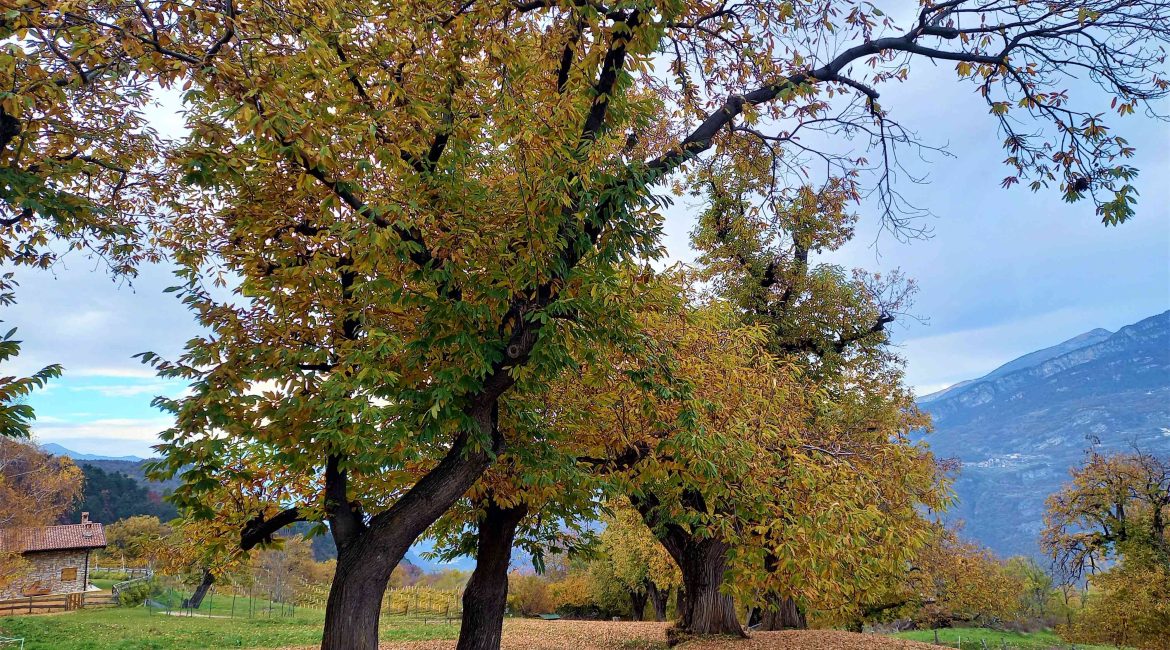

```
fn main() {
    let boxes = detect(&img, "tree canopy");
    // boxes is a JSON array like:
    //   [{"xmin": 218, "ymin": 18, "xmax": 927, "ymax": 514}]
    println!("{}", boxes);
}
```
[
  {"xmin": 0, "ymin": 437, "xmax": 83, "ymax": 592},
  {"xmin": 1043, "ymin": 450, "xmax": 1170, "ymax": 649},
  {"xmin": 3, "ymin": 0, "xmax": 1167, "ymax": 647}
]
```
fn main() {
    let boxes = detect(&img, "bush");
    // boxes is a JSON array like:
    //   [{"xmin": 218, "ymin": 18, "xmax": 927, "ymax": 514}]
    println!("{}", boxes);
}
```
[
  {"xmin": 507, "ymin": 573, "xmax": 553, "ymax": 616},
  {"xmin": 116, "ymin": 580, "xmax": 155, "ymax": 607},
  {"xmin": 90, "ymin": 570, "xmax": 132, "ymax": 581},
  {"xmin": 1058, "ymin": 560, "xmax": 1170, "ymax": 650}
]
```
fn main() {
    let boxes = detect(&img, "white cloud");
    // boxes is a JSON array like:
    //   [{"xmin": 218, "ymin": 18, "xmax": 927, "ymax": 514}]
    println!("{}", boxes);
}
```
[
  {"xmin": 913, "ymin": 382, "xmax": 956, "ymax": 397},
  {"xmin": 52, "ymin": 309, "xmax": 113, "ymax": 337},
  {"xmin": 32, "ymin": 417, "xmax": 174, "ymax": 444},
  {"xmin": 69, "ymin": 382, "xmax": 175, "ymax": 398},
  {"xmin": 71, "ymin": 367, "xmax": 161, "ymax": 379},
  {"xmin": 39, "ymin": 437, "xmax": 161, "ymax": 459}
]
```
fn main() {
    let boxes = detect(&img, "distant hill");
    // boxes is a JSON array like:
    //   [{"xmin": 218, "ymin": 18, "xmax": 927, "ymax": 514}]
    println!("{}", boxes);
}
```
[
  {"xmin": 40, "ymin": 444, "xmax": 182, "ymax": 523},
  {"xmin": 919, "ymin": 310, "xmax": 1170, "ymax": 559},
  {"xmin": 74, "ymin": 458, "xmax": 183, "ymax": 493},
  {"xmin": 41, "ymin": 443, "xmax": 143, "ymax": 462},
  {"xmin": 67, "ymin": 463, "xmax": 178, "ymax": 524}
]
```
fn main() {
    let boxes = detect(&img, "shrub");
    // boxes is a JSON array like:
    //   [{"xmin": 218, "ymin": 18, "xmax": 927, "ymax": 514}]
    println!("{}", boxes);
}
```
[
  {"xmin": 116, "ymin": 580, "xmax": 155, "ymax": 607},
  {"xmin": 507, "ymin": 573, "xmax": 553, "ymax": 616}
]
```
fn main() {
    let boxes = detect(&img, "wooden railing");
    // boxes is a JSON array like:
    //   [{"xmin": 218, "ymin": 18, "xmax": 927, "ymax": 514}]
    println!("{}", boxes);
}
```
[
  {"xmin": 0, "ymin": 591, "xmax": 117, "ymax": 616},
  {"xmin": 90, "ymin": 566, "xmax": 152, "ymax": 578},
  {"xmin": 111, "ymin": 576, "xmax": 152, "ymax": 602}
]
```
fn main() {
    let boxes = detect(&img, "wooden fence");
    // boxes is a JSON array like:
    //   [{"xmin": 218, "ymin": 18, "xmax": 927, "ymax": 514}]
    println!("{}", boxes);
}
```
[
  {"xmin": 383, "ymin": 587, "xmax": 462, "ymax": 622},
  {"xmin": 90, "ymin": 566, "xmax": 152, "ymax": 579},
  {"xmin": 0, "ymin": 591, "xmax": 117, "ymax": 617},
  {"xmin": 293, "ymin": 584, "xmax": 462, "ymax": 623}
]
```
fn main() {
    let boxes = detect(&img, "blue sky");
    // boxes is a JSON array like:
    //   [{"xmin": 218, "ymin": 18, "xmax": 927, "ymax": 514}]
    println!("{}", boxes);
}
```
[{"xmin": 8, "ymin": 52, "xmax": 1169, "ymax": 459}]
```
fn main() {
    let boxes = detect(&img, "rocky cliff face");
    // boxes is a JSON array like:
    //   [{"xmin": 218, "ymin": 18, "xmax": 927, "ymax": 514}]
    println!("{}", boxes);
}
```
[{"xmin": 918, "ymin": 310, "xmax": 1170, "ymax": 559}]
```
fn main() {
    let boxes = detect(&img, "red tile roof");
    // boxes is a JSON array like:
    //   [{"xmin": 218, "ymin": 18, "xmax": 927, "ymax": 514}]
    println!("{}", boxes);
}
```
[{"xmin": 0, "ymin": 523, "xmax": 106, "ymax": 553}]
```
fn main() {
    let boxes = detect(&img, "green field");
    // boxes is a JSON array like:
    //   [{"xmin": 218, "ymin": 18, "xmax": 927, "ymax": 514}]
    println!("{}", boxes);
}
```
[
  {"xmin": 145, "ymin": 587, "xmax": 300, "ymax": 619},
  {"xmin": 894, "ymin": 627, "xmax": 1125, "ymax": 649},
  {"xmin": 0, "ymin": 606, "xmax": 457, "ymax": 650}
]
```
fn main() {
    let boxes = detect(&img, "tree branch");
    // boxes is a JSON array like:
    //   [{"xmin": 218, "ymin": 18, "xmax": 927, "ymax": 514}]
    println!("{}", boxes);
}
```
[{"xmin": 240, "ymin": 507, "xmax": 305, "ymax": 551}]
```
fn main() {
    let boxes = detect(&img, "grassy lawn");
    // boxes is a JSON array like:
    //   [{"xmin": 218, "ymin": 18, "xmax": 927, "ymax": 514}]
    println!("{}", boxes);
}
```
[
  {"xmin": 894, "ymin": 627, "xmax": 1124, "ymax": 649},
  {"xmin": 89, "ymin": 579, "xmax": 119, "ymax": 591},
  {"xmin": 144, "ymin": 588, "xmax": 459, "ymax": 625},
  {"xmin": 88, "ymin": 571, "xmax": 133, "ymax": 581},
  {"xmin": 0, "ymin": 606, "xmax": 458, "ymax": 650},
  {"xmin": 146, "ymin": 587, "xmax": 296, "ymax": 619}
]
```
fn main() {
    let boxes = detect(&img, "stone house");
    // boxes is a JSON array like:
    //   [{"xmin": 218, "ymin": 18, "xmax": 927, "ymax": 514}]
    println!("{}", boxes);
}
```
[{"xmin": 0, "ymin": 513, "xmax": 106, "ymax": 600}]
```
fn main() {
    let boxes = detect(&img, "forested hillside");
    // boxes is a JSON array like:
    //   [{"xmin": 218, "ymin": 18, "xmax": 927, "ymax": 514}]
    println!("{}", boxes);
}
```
[{"xmin": 63, "ymin": 464, "xmax": 177, "ymax": 524}]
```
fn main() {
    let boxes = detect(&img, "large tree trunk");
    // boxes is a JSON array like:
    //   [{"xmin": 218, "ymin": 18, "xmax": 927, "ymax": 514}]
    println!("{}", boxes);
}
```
[
  {"xmin": 321, "ymin": 536, "xmax": 402, "ymax": 650},
  {"xmin": 628, "ymin": 589, "xmax": 648, "ymax": 621},
  {"xmin": 664, "ymin": 535, "xmax": 743, "ymax": 637},
  {"xmin": 457, "ymin": 501, "xmax": 528, "ymax": 650},
  {"xmin": 630, "ymin": 492, "xmax": 743, "ymax": 639},
  {"xmin": 320, "ymin": 407, "xmax": 501, "ymax": 650},
  {"xmin": 755, "ymin": 595, "xmax": 806, "ymax": 631},
  {"xmin": 647, "ymin": 580, "xmax": 668, "ymax": 621}
]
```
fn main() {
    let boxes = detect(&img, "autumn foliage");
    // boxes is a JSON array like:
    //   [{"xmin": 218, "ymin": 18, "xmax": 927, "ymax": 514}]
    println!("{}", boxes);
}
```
[
  {"xmin": 0, "ymin": 438, "xmax": 83, "ymax": 591},
  {"xmin": 3, "ymin": 0, "xmax": 1170, "ymax": 647},
  {"xmin": 1043, "ymin": 450, "xmax": 1170, "ymax": 649}
]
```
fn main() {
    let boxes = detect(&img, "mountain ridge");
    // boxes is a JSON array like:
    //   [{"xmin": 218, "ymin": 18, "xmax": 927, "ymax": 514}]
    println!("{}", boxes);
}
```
[
  {"xmin": 918, "ymin": 310, "xmax": 1170, "ymax": 559},
  {"xmin": 919, "ymin": 326, "xmax": 1114, "ymax": 403},
  {"xmin": 40, "ymin": 442, "xmax": 145, "ymax": 462}
]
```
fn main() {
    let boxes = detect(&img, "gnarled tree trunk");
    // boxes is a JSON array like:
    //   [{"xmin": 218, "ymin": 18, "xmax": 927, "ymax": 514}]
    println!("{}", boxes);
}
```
[
  {"xmin": 321, "ymin": 536, "xmax": 402, "ymax": 650},
  {"xmin": 183, "ymin": 569, "xmax": 214, "ymax": 609},
  {"xmin": 319, "ymin": 406, "xmax": 501, "ymax": 650},
  {"xmin": 457, "ymin": 501, "xmax": 528, "ymax": 650},
  {"xmin": 647, "ymin": 580, "xmax": 668, "ymax": 621},
  {"xmin": 631, "ymin": 493, "xmax": 744, "ymax": 639},
  {"xmin": 667, "ymin": 536, "xmax": 742, "ymax": 636},
  {"xmin": 755, "ymin": 595, "xmax": 806, "ymax": 630},
  {"xmin": 628, "ymin": 589, "xmax": 648, "ymax": 621}
]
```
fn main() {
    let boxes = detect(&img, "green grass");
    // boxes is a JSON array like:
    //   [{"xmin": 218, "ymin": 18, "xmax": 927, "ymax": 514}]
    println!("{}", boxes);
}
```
[
  {"xmin": 89, "ymin": 571, "xmax": 132, "ymax": 581},
  {"xmin": 894, "ymin": 627, "xmax": 1126, "ymax": 649},
  {"xmin": 153, "ymin": 588, "xmax": 456, "ymax": 623},
  {"xmin": 146, "ymin": 588, "xmax": 293, "ymax": 619},
  {"xmin": 0, "ymin": 606, "xmax": 458, "ymax": 649},
  {"xmin": 89, "ymin": 579, "xmax": 119, "ymax": 591}
]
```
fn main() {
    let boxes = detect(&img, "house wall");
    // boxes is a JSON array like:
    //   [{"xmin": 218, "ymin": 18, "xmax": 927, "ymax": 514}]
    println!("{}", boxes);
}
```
[{"xmin": 0, "ymin": 549, "xmax": 90, "ymax": 600}]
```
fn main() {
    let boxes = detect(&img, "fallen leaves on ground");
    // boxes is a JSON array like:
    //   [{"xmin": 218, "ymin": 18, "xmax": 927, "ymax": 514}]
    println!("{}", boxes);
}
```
[
  {"xmin": 684, "ymin": 629, "xmax": 941, "ymax": 649},
  {"xmin": 276, "ymin": 619, "xmax": 943, "ymax": 650},
  {"xmin": 377, "ymin": 619, "xmax": 669, "ymax": 649}
]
